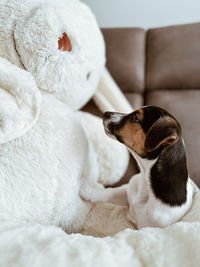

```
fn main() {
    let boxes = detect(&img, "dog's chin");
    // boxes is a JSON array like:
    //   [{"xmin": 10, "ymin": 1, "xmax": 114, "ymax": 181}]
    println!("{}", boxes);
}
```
[
  {"xmin": 103, "ymin": 118, "xmax": 117, "ymax": 140},
  {"xmin": 104, "ymin": 127, "xmax": 116, "ymax": 140}
]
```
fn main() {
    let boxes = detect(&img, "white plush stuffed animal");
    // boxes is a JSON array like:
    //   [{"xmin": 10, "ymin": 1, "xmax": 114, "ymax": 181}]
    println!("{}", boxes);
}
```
[{"xmin": 0, "ymin": 0, "xmax": 132, "ymax": 232}]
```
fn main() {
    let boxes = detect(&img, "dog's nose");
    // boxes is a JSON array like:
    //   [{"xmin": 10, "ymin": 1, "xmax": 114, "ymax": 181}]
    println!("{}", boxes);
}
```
[{"xmin": 103, "ymin": 112, "xmax": 114, "ymax": 119}]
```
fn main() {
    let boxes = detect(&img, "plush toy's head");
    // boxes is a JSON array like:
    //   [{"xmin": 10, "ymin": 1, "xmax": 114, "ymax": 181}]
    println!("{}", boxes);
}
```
[{"xmin": 0, "ymin": 0, "xmax": 105, "ymax": 110}]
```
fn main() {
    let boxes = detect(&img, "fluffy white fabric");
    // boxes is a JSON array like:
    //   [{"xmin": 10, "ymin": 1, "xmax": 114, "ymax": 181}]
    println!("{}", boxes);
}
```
[
  {"xmin": 94, "ymin": 68, "xmax": 133, "ymax": 113},
  {"xmin": 1, "ymin": 185, "xmax": 200, "ymax": 267},
  {"xmin": 79, "ymin": 111, "xmax": 129, "ymax": 185},
  {"xmin": 0, "ymin": 90, "xmax": 93, "ymax": 232},
  {"xmin": 0, "ymin": 0, "xmax": 130, "ymax": 233},
  {"xmin": 0, "ymin": 57, "xmax": 41, "ymax": 144},
  {"xmin": 0, "ymin": 0, "xmax": 105, "ymax": 110}
]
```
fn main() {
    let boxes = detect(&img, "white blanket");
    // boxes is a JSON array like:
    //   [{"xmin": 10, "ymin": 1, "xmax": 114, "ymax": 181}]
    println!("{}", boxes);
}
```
[{"xmin": 1, "ymin": 184, "xmax": 200, "ymax": 267}]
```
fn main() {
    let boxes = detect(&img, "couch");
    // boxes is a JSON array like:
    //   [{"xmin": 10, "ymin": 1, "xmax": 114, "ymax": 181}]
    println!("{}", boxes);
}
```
[{"xmin": 83, "ymin": 22, "xmax": 200, "ymax": 187}]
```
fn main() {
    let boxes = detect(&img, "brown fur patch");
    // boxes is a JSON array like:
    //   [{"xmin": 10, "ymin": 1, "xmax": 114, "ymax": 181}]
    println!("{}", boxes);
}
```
[
  {"xmin": 117, "ymin": 121, "xmax": 146, "ymax": 156},
  {"xmin": 136, "ymin": 108, "xmax": 144, "ymax": 121}
]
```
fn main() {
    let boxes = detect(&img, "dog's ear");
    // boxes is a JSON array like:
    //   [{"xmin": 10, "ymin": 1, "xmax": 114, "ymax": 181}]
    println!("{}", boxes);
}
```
[{"xmin": 144, "ymin": 116, "xmax": 181, "ymax": 152}]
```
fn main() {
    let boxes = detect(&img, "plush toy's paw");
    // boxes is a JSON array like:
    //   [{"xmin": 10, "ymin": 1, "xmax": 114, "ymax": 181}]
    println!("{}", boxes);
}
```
[
  {"xmin": 79, "ymin": 182, "xmax": 92, "ymax": 202},
  {"xmin": 78, "ymin": 112, "xmax": 129, "ymax": 186},
  {"xmin": 80, "ymin": 181, "xmax": 103, "ymax": 203},
  {"xmin": 0, "ymin": 57, "xmax": 41, "ymax": 144}
]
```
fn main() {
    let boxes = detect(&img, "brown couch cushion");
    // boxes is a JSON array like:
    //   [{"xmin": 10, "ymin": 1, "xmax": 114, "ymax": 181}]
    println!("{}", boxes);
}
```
[
  {"xmin": 102, "ymin": 28, "xmax": 146, "ymax": 94},
  {"xmin": 146, "ymin": 90, "xmax": 200, "ymax": 186},
  {"xmin": 124, "ymin": 93, "xmax": 143, "ymax": 109},
  {"xmin": 146, "ymin": 23, "xmax": 200, "ymax": 90}
]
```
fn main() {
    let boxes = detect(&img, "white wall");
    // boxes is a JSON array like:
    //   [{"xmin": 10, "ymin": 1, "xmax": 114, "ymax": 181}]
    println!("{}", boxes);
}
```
[{"xmin": 82, "ymin": 0, "xmax": 200, "ymax": 29}]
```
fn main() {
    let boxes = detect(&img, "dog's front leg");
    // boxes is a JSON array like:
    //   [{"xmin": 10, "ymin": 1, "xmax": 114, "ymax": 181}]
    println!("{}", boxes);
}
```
[{"xmin": 80, "ymin": 182, "xmax": 128, "ymax": 206}]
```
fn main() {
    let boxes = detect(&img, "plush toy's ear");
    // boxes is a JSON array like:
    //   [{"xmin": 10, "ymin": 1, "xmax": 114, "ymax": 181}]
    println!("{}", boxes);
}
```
[
  {"xmin": 93, "ymin": 68, "xmax": 133, "ymax": 113},
  {"xmin": 144, "ymin": 116, "xmax": 181, "ymax": 152},
  {"xmin": 0, "ymin": 57, "xmax": 41, "ymax": 144}
]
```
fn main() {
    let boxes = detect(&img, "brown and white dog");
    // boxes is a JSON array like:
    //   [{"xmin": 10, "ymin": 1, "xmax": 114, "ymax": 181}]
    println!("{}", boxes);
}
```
[{"xmin": 80, "ymin": 106, "xmax": 194, "ymax": 229}]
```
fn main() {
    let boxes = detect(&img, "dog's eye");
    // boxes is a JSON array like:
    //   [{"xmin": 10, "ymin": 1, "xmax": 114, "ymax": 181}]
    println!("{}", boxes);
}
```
[{"xmin": 130, "ymin": 114, "xmax": 139, "ymax": 123}]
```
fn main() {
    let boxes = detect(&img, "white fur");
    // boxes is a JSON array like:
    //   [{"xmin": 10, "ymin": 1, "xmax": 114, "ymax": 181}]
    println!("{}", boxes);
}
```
[
  {"xmin": 78, "ymin": 112, "xmax": 129, "ymax": 185},
  {"xmin": 0, "ymin": 0, "xmax": 105, "ymax": 110},
  {"xmin": 0, "ymin": 0, "xmax": 129, "ymax": 232},
  {"xmin": 94, "ymin": 68, "xmax": 133, "ymax": 113},
  {"xmin": 0, "ymin": 92, "xmax": 94, "ymax": 232},
  {"xmin": 1, "ymin": 196, "xmax": 200, "ymax": 267},
  {"xmin": 0, "ymin": 58, "xmax": 41, "ymax": 144}
]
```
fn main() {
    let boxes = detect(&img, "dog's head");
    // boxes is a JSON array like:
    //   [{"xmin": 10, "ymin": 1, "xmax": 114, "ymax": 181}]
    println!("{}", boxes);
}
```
[{"xmin": 103, "ymin": 106, "xmax": 182, "ymax": 159}]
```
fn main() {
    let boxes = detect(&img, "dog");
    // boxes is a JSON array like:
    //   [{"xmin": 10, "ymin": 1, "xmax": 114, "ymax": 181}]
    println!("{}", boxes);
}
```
[{"xmin": 80, "ymin": 105, "xmax": 194, "ymax": 229}]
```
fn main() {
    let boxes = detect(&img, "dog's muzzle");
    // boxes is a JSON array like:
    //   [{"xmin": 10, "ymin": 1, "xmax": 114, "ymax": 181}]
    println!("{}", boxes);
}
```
[{"xmin": 103, "ymin": 111, "xmax": 126, "ymax": 137}]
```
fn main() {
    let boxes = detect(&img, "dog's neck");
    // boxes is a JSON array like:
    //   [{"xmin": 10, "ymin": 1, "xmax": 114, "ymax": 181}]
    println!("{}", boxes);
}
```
[
  {"xmin": 129, "ymin": 138, "xmax": 188, "ymax": 206},
  {"xmin": 129, "ymin": 149, "xmax": 156, "ymax": 177}
]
